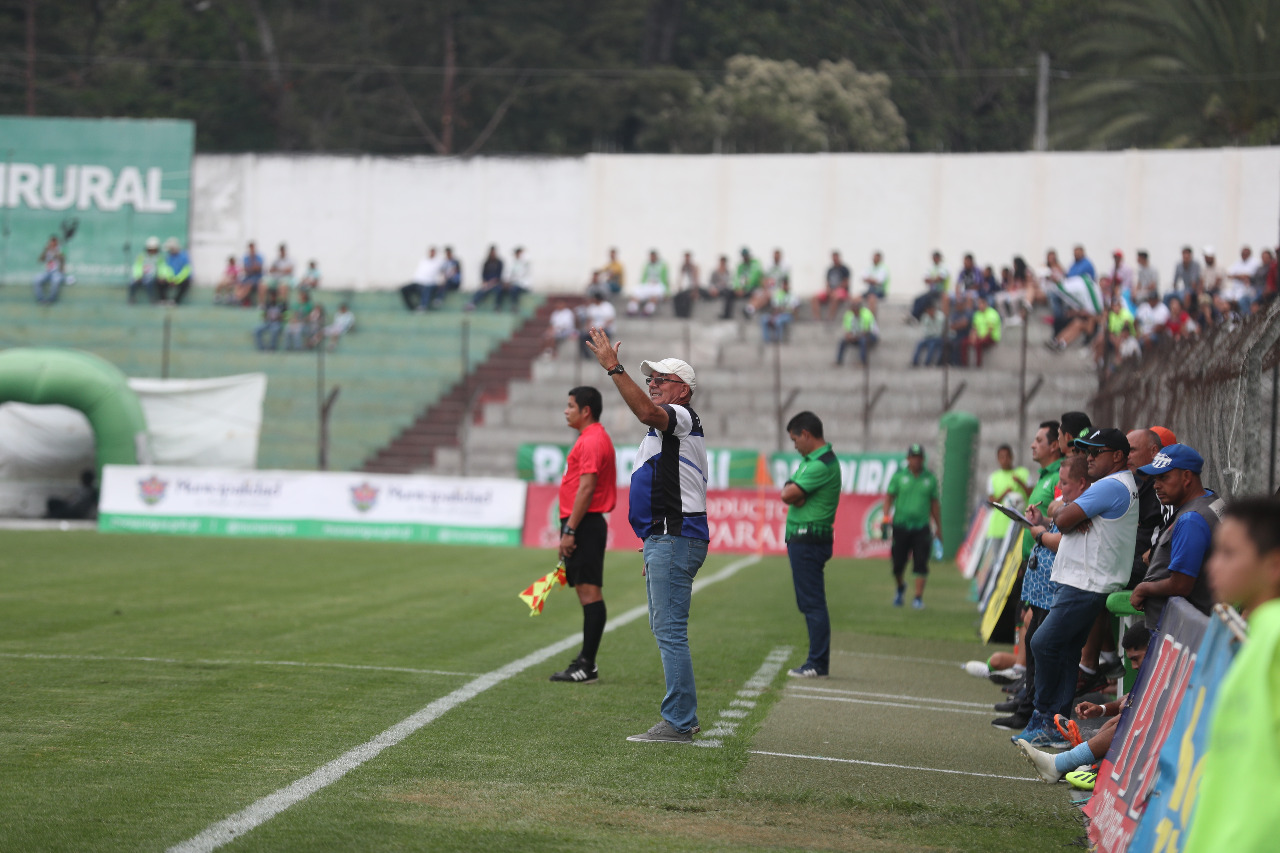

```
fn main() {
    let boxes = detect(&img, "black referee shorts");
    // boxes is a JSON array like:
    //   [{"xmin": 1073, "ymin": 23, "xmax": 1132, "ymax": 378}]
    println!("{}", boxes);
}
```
[{"xmin": 562, "ymin": 512, "xmax": 607, "ymax": 588}]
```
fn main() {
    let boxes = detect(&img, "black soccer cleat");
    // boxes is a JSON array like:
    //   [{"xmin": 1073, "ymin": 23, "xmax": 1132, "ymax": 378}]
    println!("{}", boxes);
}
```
[{"xmin": 550, "ymin": 657, "xmax": 598, "ymax": 684}]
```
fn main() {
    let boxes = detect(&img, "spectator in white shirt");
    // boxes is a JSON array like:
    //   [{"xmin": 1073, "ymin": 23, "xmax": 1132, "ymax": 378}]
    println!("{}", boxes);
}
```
[
  {"xmin": 499, "ymin": 247, "xmax": 531, "ymax": 311},
  {"xmin": 1135, "ymin": 290, "xmax": 1170, "ymax": 348},
  {"xmin": 323, "ymin": 303, "xmax": 355, "ymax": 350},
  {"xmin": 542, "ymin": 299, "xmax": 578, "ymax": 358},
  {"xmin": 1225, "ymin": 245, "xmax": 1261, "ymax": 312},
  {"xmin": 579, "ymin": 289, "xmax": 616, "ymax": 359},
  {"xmin": 401, "ymin": 247, "xmax": 443, "ymax": 312},
  {"xmin": 861, "ymin": 250, "xmax": 890, "ymax": 314}
]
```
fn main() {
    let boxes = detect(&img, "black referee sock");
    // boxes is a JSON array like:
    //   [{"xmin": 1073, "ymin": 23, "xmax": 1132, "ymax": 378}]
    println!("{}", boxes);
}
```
[{"xmin": 580, "ymin": 600, "xmax": 606, "ymax": 665}]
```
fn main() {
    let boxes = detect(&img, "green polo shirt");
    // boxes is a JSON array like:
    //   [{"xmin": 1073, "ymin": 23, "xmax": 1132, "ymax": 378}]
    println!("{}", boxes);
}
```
[
  {"xmin": 1022, "ymin": 456, "xmax": 1062, "ymax": 558},
  {"xmin": 886, "ymin": 467, "xmax": 938, "ymax": 530},
  {"xmin": 785, "ymin": 443, "xmax": 842, "ymax": 542}
]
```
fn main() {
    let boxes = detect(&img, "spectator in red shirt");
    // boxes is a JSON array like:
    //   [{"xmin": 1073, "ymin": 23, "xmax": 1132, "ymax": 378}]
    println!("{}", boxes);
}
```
[
  {"xmin": 550, "ymin": 385, "xmax": 618, "ymax": 684},
  {"xmin": 1166, "ymin": 295, "xmax": 1196, "ymax": 339}
]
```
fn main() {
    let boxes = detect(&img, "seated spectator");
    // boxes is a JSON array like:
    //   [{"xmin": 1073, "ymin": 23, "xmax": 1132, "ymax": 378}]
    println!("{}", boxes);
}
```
[
  {"xmin": 750, "ymin": 248, "xmax": 789, "ymax": 317},
  {"xmin": 597, "ymin": 247, "xmax": 624, "ymax": 296},
  {"xmin": 1201, "ymin": 246, "xmax": 1224, "ymax": 301},
  {"xmin": 401, "ymin": 247, "xmax": 442, "ymax": 311},
  {"xmin": 542, "ymin": 299, "xmax": 578, "ymax": 357},
  {"xmin": 1044, "ymin": 273, "xmax": 1104, "ymax": 352},
  {"xmin": 911, "ymin": 300, "xmax": 945, "ymax": 367},
  {"xmin": 1017, "ymin": 623, "xmax": 1150, "ymax": 784},
  {"xmin": 835, "ymin": 296, "xmax": 879, "ymax": 366},
  {"xmin": 707, "ymin": 254, "xmax": 731, "ymax": 299},
  {"xmin": 1182, "ymin": 498, "xmax": 1280, "ymax": 852},
  {"xmin": 263, "ymin": 242, "xmax": 294, "ymax": 307},
  {"xmin": 1166, "ymin": 295, "xmax": 1197, "ymax": 339},
  {"xmin": 946, "ymin": 293, "xmax": 975, "ymax": 365},
  {"xmin": 725, "ymin": 247, "xmax": 763, "ymax": 319},
  {"xmin": 1133, "ymin": 249, "xmax": 1159, "ymax": 304},
  {"xmin": 237, "ymin": 241, "xmax": 264, "ymax": 307},
  {"xmin": 255, "ymin": 293, "xmax": 287, "ymax": 351},
  {"xmin": 159, "ymin": 237, "xmax": 192, "ymax": 305},
  {"xmin": 677, "ymin": 250, "xmax": 702, "ymax": 296},
  {"xmin": 629, "ymin": 249, "xmax": 668, "ymax": 317},
  {"xmin": 1169, "ymin": 245, "xmax": 1202, "ymax": 307},
  {"xmin": 1135, "ymin": 290, "xmax": 1170, "ymax": 348},
  {"xmin": 323, "ymin": 303, "xmax": 355, "ymax": 351},
  {"xmin": 1110, "ymin": 250, "xmax": 1134, "ymax": 303},
  {"xmin": 129, "ymin": 236, "xmax": 163, "ymax": 304},
  {"xmin": 305, "ymin": 303, "xmax": 327, "ymax": 349},
  {"xmin": 1223, "ymin": 245, "xmax": 1259, "ymax": 313},
  {"xmin": 964, "ymin": 295, "xmax": 1002, "ymax": 368},
  {"xmin": 498, "ymin": 246, "xmax": 531, "ymax": 312},
  {"xmin": 45, "ymin": 469, "xmax": 98, "ymax": 520},
  {"xmin": 910, "ymin": 250, "xmax": 950, "ymax": 322},
  {"xmin": 1092, "ymin": 298, "xmax": 1136, "ymax": 365},
  {"xmin": 955, "ymin": 253, "xmax": 982, "ymax": 295},
  {"xmin": 1258, "ymin": 247, "xmax": 1277, "ymax": 304},
  {"xmin": 33, "ymin": 235, "xmax": 67, "ymax": 305},
  {"xmin": 298, "ymin": 260, "xmax": 321, "ymax": 294},
  {"xmin": 467, "ymin": 245, "xmax": 505, "ymax": 311},
  {"xmin": 761, "ymin": 280, "xmax": 799, "ymax": 343},
  {"xmin": 1114, "ymin": 326, "xmax": 1141, "ymax": 366},
  {"xmin": 861, "ymin": 250, "xmax": 890, "ymax": 313},
  {"xmin": 214, "ymin": 255, "xmax": 241, "ymax": 305},
  {"xmin": 579, "ymin": 288, "xmax": 616, "ymax": 359},
  {"xmin": 285, "ymin": 290, "xmax": 314, "ymax": 351},
  {"xmin": 441, "ymin": 246, "xmax": 462, "ymax": 299},
  {"xmin": 992, "ymin": 265, "xmax": 1026, "ymax": 324},
  {"xmin": 812, "ymin": 251, "xmax": 851, "ymax": 322}
]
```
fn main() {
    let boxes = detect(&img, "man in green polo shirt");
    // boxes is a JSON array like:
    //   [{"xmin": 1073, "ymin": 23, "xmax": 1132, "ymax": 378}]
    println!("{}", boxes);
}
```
[
  {"xmin": 884, "ymin": 444, "xmax": 941, "ymax": 609},
  {"xmin": 1023, "ymin": 420, "xmax": 1063, "ymax": 559},
  {"xmin": 780, "ymin": 411, "xmax": 843, "ymax": 678}
]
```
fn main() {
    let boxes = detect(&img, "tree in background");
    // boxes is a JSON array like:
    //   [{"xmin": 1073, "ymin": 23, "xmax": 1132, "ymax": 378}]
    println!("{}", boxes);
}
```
[
  {"xmin": 640, "ymin": 56, "xmax": 906, "ymax": 153},
  {"xmin": 1053, "ymin": 0, "xmax": 1280, "ymax": 148}
]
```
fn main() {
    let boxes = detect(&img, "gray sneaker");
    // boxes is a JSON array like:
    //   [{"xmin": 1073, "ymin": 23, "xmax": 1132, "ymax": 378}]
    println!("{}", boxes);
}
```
[{"xmin": 626, "ymin": 720, "xmax": 698, "ymax": 743}]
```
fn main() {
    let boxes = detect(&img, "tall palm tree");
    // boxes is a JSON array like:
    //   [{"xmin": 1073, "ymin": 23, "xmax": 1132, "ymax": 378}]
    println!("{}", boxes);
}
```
[{"xmin": 1053, "ymin": 0, "xmax": 1280, "ymax": 149}]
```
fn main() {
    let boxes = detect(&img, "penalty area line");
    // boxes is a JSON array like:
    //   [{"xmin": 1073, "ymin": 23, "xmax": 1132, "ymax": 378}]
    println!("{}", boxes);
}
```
[
  {"xmin": 167, "ymin": 554, "xmax": 761, "ymax": 853},
  {"xmin": 749, "ymin": 750, "xmax": 1038, "ymax": 782}
]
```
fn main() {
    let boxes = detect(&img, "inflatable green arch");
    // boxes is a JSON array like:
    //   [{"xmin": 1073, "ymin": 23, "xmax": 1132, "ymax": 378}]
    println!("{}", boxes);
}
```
[{"xmin": 0, "ymin": 348, "xmax": 148, "ymax": 474}]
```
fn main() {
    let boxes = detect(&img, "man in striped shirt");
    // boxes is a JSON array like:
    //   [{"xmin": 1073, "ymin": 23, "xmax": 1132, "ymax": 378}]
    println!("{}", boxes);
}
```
[{"xmin": 585, "ymin": 326, "xmax": 709, "ymax": 744}]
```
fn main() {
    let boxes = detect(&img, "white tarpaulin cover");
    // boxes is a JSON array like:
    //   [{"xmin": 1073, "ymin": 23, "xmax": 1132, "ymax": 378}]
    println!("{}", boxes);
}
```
[{"xmin": 0, "ymin": 373, "xmax": 266, "ymax": 517}]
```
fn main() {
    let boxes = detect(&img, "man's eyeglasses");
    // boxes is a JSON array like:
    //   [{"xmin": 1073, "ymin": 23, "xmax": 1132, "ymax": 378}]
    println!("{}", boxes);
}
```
[
  {"xmin": 645, "ymin": 376, "xmax": 684, "ymax": 387},
  {"xmin": 1081, "ymin": 446, "xmax": 1116, "ymax": 458}
]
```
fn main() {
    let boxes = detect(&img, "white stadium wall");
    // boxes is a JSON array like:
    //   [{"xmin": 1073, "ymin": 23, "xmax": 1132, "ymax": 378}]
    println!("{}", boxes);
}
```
[{"xmin": 191, "ymin": 148, "xmax": 1280, "ymax": 297}]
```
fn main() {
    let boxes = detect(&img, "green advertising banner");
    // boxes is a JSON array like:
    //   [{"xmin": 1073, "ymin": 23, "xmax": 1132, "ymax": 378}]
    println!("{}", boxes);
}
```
[
  {"xmin": 0, "ymin": 117, "xmax": 194, "ymax": 287},
  {"xmin": 516, "ymin": 443, "xmax": 761, "ymax": 489},
  {"xmin": 769, "ymin": 451, "xmax": 904, "ymax": 494}
]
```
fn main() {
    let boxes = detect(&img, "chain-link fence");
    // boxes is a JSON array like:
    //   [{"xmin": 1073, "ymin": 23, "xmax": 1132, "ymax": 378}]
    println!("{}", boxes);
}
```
[{"xmin": 1091, "ymin": 301, "xmax": 1280, "ymax": 499}]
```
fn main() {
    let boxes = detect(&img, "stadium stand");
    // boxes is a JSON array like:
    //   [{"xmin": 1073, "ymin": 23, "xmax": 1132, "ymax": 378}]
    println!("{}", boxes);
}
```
[{"xmin": 0, "ymin": 285, "xmax": 538, "ymax": 472}]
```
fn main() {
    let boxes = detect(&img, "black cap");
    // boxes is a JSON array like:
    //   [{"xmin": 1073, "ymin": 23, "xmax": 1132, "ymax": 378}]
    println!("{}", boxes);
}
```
[
  {"xmin": 907, "ymin": 443, "xmax": 925, "ymax": 457},
  {"xmin": 1074, "ymin": 428, "xmax": 1131, "ymax": 454},
  {"xmin": 1060, "ymin": 411, "xmax": 1092, "ymax": 440}
]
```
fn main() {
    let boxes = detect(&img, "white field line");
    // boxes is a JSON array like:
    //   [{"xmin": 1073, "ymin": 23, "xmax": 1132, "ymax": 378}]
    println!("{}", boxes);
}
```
[
  {"xmin": 833, "ymin": 649, "xmax": 972, "ymax": 667},
  {"xmin": 695, "ymin": 645, "xmax": 793, "ymax": 748},
  {"xmin": 786, "ymin": 693, "xmax": 993, "ymax": 716},
  {"xmin": 749, "ymin": 749, "xmax": 1037, "ymax": 782},
  {"xmin": 0, "ymin": 653, "xmax": 480, "ymax": 679},
  {"xmin": 785, "ymin": 685, "xmax": 992, "ymax": 709},
  {"xmin": 167, "ymin": 554, "xmax": 761, "ymax": 853}
]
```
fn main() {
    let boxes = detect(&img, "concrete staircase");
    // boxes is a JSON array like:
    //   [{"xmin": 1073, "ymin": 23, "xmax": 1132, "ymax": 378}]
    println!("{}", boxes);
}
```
[{"xmin": 435, "ymin": 296, "xmax": 1100, "ymax": 476}]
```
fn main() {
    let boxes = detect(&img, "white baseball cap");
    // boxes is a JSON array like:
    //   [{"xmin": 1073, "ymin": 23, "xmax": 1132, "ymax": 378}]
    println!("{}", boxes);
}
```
[
  {"xmin": 1203, "ymin": 245, "xmax": 1215, "ymax": 257},
  {"xmin": 144, "ymin": 236, "xmax": 160, "ymax": 250},
  {"xmin": 640, "ymin": 357, "xmax": 697, "ymax": 398}
]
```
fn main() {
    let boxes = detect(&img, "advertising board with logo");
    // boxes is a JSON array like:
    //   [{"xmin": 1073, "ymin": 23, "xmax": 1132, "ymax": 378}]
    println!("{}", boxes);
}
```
[
  {"xmin": 521, "ymin": 484, "xmax": 892, "ymax": 558},
  {"xmin": 1085, "ymin": 598, "xmax": 1209, "ymax": 852},
  {"xmin": 100, "ymin": 465, "xmax": 526, "ymax": 545},
  {"xmin": 0, "ymin": 117, "xmax": 194, "ymax": 287},
  {"xmin": 768, "ymin": 451, "xmax": 904, "ymax": 494},
  {"xmin": 516, "ymin": 442, "xmax": 761, "ymax": 489}
]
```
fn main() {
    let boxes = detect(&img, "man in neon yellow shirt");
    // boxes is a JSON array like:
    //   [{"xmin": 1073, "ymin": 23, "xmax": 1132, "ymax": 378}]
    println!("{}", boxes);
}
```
[
  {"xmin": 1183, "ymin": 498, "xmax": 1280, "ymax": 852},
  {"xmin": 965, "ymin": 295, "xmax": 1002, "ymax": 367},
  {"xmin": 835, "ymin": 297, "xmax": 879, "ymax": 366},
  {"xmin": 985, "ymin": 443, "xmax": 1030, "ymax": 542}
]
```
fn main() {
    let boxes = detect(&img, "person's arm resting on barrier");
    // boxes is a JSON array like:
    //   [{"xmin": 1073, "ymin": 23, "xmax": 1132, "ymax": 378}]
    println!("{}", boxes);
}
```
[{"xmin": 1130, "ymin": 513, "xmax": 1213, "ymax": 610}]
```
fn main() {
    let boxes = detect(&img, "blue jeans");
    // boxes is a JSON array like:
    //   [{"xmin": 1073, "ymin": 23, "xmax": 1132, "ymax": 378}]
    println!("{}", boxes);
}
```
[
  {"xmin": 913, "ymin": 336, "xmax": 942, "ymax": 365},
  {"xmin": 788, "ymin": 540, "xmax": 832, "ymax": 674},
  {"xmin": 1030, "ymin": 584, "xmax": 1109, "ymax": 719},
  {"xmin": 255, "ymin": 321, "xmax": 283, "ymax": 351},
  {"xmin": 34, "ymin": 270, "xmax": 65, "ymax": 303},
  {"xmin": 643, "ymin": 534, "xmax": 709, "ymax": 733},
  {"xmin": 836, "ymin": 333, "xmax": 877, "ymax": 365}
]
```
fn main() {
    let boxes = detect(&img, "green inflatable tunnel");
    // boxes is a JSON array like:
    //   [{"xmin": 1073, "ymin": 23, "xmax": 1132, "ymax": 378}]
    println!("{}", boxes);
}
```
[{"xmin": 0, "ymin": 348, "xmax": 148, "ymax": 474}]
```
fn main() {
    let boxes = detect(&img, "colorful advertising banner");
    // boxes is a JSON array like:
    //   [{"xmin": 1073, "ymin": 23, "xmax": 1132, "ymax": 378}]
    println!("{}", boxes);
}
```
[
  {"xmin": 521, "ymin": 484, "xmax": 892, "ymax": 558},
  {"xmin": 979, "ymin": 528, "xmax": 1024, "ymax": 643},
  {"xmin": 1086, "ymin": 598, "xmax": 1210, "ymax": 852},
  {"xmin": 768, "ymin": 451, "xmax": 904, "ymax": 494},
  {"xmin": 516, "ymin": 443, "xmax": 761, "ymax": 489},
  {"xmin": 99, "ymin": 465, "xmax": 526, "ymax": 545},
  {"xmin": 1127, "ymin": 611, "xmax": 1239, "ymax": 853},
  {"xmin": 0, "ymin": 117, "xmax": 194, "ymax": 287}
]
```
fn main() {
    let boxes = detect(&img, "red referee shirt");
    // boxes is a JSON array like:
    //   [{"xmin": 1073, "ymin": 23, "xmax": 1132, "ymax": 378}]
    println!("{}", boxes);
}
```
[{"xmin": 559, "ymin": 421, "xmax": 617, "ymax": 516}]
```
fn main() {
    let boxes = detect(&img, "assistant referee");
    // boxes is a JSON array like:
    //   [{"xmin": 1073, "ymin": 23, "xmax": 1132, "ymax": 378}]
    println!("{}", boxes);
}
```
[{"xmin": 550, "ymin": 385, "xmax": 617, "ymax": 684}]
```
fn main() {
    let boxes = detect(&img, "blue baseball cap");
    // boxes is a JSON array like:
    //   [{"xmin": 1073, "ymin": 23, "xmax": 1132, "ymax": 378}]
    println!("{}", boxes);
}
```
[{"xmin": 1138, "ymin": 443, "xmax": 1204, "ymax": 476}]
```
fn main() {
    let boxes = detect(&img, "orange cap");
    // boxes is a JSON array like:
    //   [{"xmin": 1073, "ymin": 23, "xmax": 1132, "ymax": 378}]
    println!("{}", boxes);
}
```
[{"xmin": 1150, "ymin": 426, "xmax": 1177, "ymax": 447}]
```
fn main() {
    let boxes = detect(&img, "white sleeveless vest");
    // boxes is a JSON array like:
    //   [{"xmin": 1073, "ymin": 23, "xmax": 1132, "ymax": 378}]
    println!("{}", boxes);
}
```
[{"xmin": 1051, "ymin": 468, "xmax": 1140, "ymax": 594}]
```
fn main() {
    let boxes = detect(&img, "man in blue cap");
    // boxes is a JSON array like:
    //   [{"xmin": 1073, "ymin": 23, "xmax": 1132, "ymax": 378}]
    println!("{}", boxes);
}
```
[{"xmin": 1129, "ymin": 444, "xmax": 1224, "ymax": 629}]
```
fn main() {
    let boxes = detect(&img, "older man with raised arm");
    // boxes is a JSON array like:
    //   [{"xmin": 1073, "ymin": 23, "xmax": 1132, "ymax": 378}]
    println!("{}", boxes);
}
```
[{"xmin": 585, "ymin": 326, "xmax": 710, "ymax": 744}]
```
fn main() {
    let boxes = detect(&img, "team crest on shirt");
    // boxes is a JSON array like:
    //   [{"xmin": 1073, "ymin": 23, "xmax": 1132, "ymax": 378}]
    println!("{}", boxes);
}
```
[
  {"xmin": 350, "ymin": 481, "xmax": 379, "ymax": 512},
  {"xmin": 138, "ymin": 475, "xmax": 168, "ymax": 506}
]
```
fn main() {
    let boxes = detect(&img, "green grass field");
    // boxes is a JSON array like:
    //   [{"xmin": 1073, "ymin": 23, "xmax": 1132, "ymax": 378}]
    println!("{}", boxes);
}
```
[{"xmin": 0, "ymin": 533, "xmax": 1082, "ymax": 851}]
